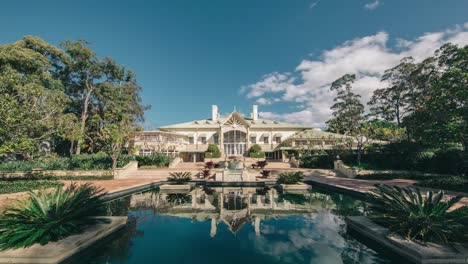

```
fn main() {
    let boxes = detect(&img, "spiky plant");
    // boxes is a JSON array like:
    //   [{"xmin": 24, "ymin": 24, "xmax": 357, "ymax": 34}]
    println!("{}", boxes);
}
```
[
  {"xmin": 205, "ymin": 161, "xmax": 215, "ymax": 169},
  {"xmin": 260, "ymin": 170, "xmax": 271, "ymax": 178},
  {"xmin": 200, "ymin": 169, "xmax": 212, "ymax": 178},
  {"xmin": 277, "ymin": 171, "xmax": 304, "ymax": 184},
  {"xmin": 0, "ymin": 183, "xmax": 108, "ymax": 251},
  {"xmin": 168, "ymin": 172, "xmax": 192, "ymax": 184},
  {"xmin": 370, "ymin": 184, "xmax": 467, "ymax": 243},
  {"xmin": 256, "ymin": 160, "xmax": 268, "ymax": 169},
  {"xmin": 166, "ymin": 193, "xmax": 192, "ymax": 206}
]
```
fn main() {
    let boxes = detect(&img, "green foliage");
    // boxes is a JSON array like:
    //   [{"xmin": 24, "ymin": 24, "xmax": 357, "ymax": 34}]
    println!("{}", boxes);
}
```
[
  {"xmin": 370, "ymin": 184, "xmax": 467, "ymax": 243},
  {"xmin": 205, "ymin": 144, "xmax": 221, "ymax": 158},
  {"xmin": 168, "ymin": 172, "xmax": 192, "ymax": 184},
  {"xmin": 135, "ymin": 154, "xmax": 171, "ymax": 167},
  {"xmin": 0, "ymin": 154, "xmax": 138, "ymax": 172},
  {"xmin": 0, "ymin": 183, "xmax": 108, "ymax": 250},
  {"xmin": 205, "ymin": 152, "xmax": 221, "ymax": 158},
  {"xmin": 277, "ymin": 171, "xmax": 304, "ymax": 185},
  {"xmin": 278, "ymin": 193, "xmax": 308, "ymax": 205},
  {"xmin": 300, "ymin": 155, "xmax": 334, "ymax": 169},
  {"xmin": 0, "ymin": 180, "xmax": 62, "ymax": 195},
  {"xmin": 326, "ymin": 74, "xmax": 365, "ymax": 135},
  {"xmin": 248, "ymin": 144, "xmax": 265, "ymax": 158},
  {"xmin": 249, "ymin": 152, "xmax": 265, "ymax": 158},
  {"xmin": 416, "ymin": 176, "xmax": 468, "ymax": 193},
  {"xmin": 165, "ymin": 193, "xmax": 191, "ymax": 205}
]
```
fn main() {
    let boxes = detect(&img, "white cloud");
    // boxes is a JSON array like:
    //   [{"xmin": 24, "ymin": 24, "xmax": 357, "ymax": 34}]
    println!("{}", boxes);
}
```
[
  {"xmin": 241, "ymin": 23, "xmax": 468, "ymax": 127},
  {"xmin": 364, "ymin": 0, "xmax": 380, "ymax": 10}
]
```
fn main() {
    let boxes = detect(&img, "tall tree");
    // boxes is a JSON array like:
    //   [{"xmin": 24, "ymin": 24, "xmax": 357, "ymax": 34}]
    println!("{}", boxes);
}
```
[
  {"xmin": 0, "ymin": 37, "xmax": 73, "ymax": 159},
  {"xmin": 368, "ymin": 57, "xmax": 418, "ymax": 126},
  {"xmin": 326, "ymin": 74, "xmax": 365, "ymax": 135},
  {"xmin": 61, "ymin": 40, "xmax": 125, "ymax": 155}
]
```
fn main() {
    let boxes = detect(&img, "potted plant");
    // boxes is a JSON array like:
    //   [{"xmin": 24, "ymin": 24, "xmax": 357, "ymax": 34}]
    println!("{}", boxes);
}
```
[
  {"xmin": 276, "ymin": 171, "xmax": 310, "ymax": 190},
  {"xmin": 161, "ymin": 172, "xmax": 193, "ymax": 190}
]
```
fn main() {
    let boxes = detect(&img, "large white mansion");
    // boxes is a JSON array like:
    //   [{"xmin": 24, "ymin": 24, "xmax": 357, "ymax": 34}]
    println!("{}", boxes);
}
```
[{"xmin": 133, "ymin": 105, "xmax": 351, "ymax": 162}]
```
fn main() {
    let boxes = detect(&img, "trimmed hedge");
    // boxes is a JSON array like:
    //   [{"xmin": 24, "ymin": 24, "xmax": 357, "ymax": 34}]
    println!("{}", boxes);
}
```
[
  {"xmin": 205, "ymin": 144, "xmax": 221, "ymax": 158},
  {"xmin": 205, "ymin": 152, "xmax": 221, "ymax": 158},
  {"xmin": 249, "ymin": 152, "xmax": 265, "ymax": 158},
  {"xmin": 0, "ymin": 153, "xmax": 172, "ymax": 172},
  {"xmin": 249, "ymin": 144, "xmax": 264, "ymax": 158},
  {"xmin": 0, "ymin": 180, "xmax": 63, "ymax": 194}
]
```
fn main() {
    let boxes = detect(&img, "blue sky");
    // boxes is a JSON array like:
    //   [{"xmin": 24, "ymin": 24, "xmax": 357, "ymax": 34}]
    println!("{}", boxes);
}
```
[{"xmin": 1, "ymin": 0, "xmax": 467, "ymax": 128}]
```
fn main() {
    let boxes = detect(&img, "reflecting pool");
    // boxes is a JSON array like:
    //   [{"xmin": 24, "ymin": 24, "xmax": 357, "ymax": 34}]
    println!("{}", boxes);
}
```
[{"xmin": 68, "ymin": 185, "xmax": 408, "ymax": 264}]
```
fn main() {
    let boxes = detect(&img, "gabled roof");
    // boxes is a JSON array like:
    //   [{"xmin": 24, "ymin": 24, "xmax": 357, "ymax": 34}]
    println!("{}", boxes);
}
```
[{"xmin": 159, "ymin": 112, "xmax": 311, "ymax": 130}]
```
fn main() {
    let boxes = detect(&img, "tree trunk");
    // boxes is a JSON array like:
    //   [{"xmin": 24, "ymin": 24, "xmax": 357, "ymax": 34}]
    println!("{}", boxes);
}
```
[
  {"xmin": 357, "ymin": 150, "xmax": 362, "ymax": 166},
  {"xmin": 112, "ymin": 156, "xmax": 117, "ymax": 170},
  {"xmin": 76, "ymin": 88, "xmax": 93, "ymax": 155},
  {"xmin": 69, "ymin": 140, "xmax": 74, "ymax": 157}
]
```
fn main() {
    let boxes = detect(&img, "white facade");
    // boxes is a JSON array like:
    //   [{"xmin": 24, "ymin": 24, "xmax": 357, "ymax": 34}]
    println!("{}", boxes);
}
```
[{"xmin": 134, "ymin": 105, "xmax": 310, "ymax": 161}]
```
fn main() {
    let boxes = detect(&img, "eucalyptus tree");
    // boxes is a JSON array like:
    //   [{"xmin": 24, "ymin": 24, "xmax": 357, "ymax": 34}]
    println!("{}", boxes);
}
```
[
  {"xmin": 326, "ymin": 74, "xmax": 365, "ymax": 135},
  {"xmin": 368, "ymin": 57, "xmax": 418, "ymax": 127},
  {"xmin": 61, "ymin": 40, "xmax": 127, "ymax": 155},
  {"xmin": 0, "ymin": 36, "xmax": 74, "ymax": 159}
]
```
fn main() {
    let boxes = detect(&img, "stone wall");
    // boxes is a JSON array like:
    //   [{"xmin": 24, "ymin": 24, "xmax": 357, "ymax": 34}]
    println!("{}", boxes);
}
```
[
  {"xmin": 333, "ymin": 160, "xmax": 358, "ymax": 178},
  {"xmin": 114, "ymin": 161, "xmax": 139, "ymax": 179}
]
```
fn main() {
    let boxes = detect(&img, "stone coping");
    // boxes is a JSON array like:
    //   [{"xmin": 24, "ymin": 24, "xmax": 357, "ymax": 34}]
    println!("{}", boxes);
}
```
[
  {"xmin": 159, "ymin": 184, "xmax": 192, "ymax": 190},
  {"xmin": 346, "ymin": 216, "xmax": 468, "ymax": 264},
  {"xmin": 279, "ymin": 183, "xmax": 312, "ymax": 191},
  {"xmin": 0, "ymin": 216, "xmax": 128, "ymax": 264}
]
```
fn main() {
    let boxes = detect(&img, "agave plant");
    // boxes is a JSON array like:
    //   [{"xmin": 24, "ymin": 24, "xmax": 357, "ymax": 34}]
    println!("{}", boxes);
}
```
[
  {"xmin": 205, "ymin": 161, "xmax": 215, "ymax": 169},
  {"xmin": 200, "ymin": 168, "xmax": 212, "ymax": 179},
  {"xmin": 277, "ymin": 171, "xmax": 304, "ymax": 184},
  {"xmin": 370, "ymin": 184, "xmax": 467, "ymax": 243},
  {"xmin": 256, "ymin": 160, "xmax": 268, "ymax": 169},
  {"xmin": 0, "ymin": 183, "xmax": 108, "ymax": 251},
  {"xmin": 166, "ymin": 193, "xmax": 192, "ymax": 205},
  {"xmin": 168, "ymin": 172, "xmax": 192, "ymax": 184},
  {"xmin": 260, "ymin": 170, "xmax": 271, "ymax": 178}
]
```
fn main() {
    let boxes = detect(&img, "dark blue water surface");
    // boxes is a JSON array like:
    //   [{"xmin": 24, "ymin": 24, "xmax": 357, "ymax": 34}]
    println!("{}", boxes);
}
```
[{"xmin": 69, "ymin": 186, "xmax": 406, "ymax": 264}]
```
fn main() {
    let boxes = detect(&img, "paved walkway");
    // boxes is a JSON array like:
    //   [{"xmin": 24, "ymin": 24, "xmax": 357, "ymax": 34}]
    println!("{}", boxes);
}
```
[
  {"xmin": 1, "ymin": 169, "xmax": 466, "ymax": 211},
  {"xmin": 304, "ymin": 170, "xmax": 468, "ymax": 210}
]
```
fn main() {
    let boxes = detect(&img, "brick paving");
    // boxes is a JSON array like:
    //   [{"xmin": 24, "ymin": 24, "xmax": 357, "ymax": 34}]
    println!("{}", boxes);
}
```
[{"xmin": 1, "ymin": 169, "xmax": 466, "ymax": 211}]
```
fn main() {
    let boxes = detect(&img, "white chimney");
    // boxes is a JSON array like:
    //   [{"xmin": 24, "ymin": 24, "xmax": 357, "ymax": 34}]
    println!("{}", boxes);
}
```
[
  {"xmin": 212, "ymin": 105, "xmax": 218, "ymax": 121},
  {"xmin": 252, "ymin": 105, "xmax": 258, "ymax": 121}
]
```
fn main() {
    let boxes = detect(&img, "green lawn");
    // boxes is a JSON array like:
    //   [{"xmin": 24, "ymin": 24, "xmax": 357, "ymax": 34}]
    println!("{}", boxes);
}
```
[{"xmin": 0, "ymin": 180, "xmax": 63, "ymax": 194}]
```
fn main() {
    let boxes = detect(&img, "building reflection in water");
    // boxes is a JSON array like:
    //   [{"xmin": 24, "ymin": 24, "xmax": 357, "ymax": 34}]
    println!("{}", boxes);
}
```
[{"xmin": 128, "ymin": 186, "xmax": 337, "ymax": 237}]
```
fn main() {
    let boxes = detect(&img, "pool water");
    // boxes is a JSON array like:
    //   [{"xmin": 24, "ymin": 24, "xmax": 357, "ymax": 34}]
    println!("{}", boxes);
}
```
[{"xmin": 69, "ymin": 185, "xmax": 407, "ymax": 264}]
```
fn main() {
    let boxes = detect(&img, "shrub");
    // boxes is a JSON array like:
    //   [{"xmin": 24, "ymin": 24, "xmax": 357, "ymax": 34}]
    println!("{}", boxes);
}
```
[
  {"xmin": 168, "ymin": 172, "xmax": 192, "ymax": 184},
  {"xmin": 370, "ymin": 184, "xmax": 467, "ymax": 243},
  {"xmin": 277, "ymin": 171, "xmax": 304, "ymax": 185},
  {"xmin": 205, "ymin": 152, "xmax": 221, "ymax": 158},
  {"xmin": 249, "ymin": 144, "xmax": 264, "ymax": 158},
  {"xmin": 205, "ymin": 144, "xmax": 221, "ymax": 158},
  {"xmin": 300, "ymin": 155, "xmax": 334, "ymax": 169},
  {"xmin": 0, "ymin": 161, "xmax": 35, "ymax": 172},
  {"xmin": 416, "ymin": 176, "xmax": 468, "ymax": 193},
  {"xmin": 0, "ymin": 180, "xmax": 62, "ymax": 195},
  {"xmin": 135, "ymin": 154, "xmax": 171, "ymax": 167},
  {"xmin": 249, "ymin": 152, "xmax": 265, "ymax": 158},
  {"xmin": 69, "ymin": 153, "xmax": 112, "ymax": 170},
  {"xmin": 0, "ymin": 183, "xmax": 108, "ymax": 250}
]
